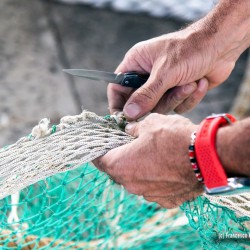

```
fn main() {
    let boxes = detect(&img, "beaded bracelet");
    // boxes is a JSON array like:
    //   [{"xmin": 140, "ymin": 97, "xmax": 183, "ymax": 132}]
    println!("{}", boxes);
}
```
[{"xmin": 188, "ymin": 131, "xmax": 204, "ymax": 183}]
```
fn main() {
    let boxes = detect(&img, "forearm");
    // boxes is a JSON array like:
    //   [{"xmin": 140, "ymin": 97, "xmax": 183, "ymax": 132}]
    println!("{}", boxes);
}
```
[
  {"xmin": 217, "ymin": 117, "xmax": 250, "ymax": 176},
  {"xmin": 208, "ymin": 0, "xmax": 250, "ymax": 60},
  {"xmin": 188, "ymin": 0, "xmax": 250, "ymax": 63}
]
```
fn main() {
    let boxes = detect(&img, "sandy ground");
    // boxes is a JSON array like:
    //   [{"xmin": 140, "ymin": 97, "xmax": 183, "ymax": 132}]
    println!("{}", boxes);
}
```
[{"xmin": 0, "ymin": 0, "xmax": 248, "ymax": 147}]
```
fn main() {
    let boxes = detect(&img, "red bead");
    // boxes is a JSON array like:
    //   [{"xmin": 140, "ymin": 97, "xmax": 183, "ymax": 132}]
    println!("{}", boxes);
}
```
[
  {"xmin": 196, "ymin": 173, "xmax": 203, "ymax": 179},
  {"xmin": 188, "ymin": 151, "xmax": 195, "ymax": 158},
  {"xmin": 192, "ymin": 163, "xmax": 198, "ymax": 170}
]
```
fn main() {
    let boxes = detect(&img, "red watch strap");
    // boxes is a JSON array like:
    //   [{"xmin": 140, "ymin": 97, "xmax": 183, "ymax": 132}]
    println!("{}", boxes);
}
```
[{"xmin": 195, "ymin": 114, "xmax": 236, "ymax": 189}]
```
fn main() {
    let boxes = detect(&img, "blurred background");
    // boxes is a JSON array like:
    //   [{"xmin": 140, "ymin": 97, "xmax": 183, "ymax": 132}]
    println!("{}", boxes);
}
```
[{"xmin": 0, "ymin": 0, "xmax": 248, "ymax": 146}]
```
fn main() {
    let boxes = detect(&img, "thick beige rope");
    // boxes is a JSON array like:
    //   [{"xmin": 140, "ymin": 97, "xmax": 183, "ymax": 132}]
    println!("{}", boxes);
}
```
[{"xmin": 0, "ymin": 111, "xmax": 133, "ymax": 200}]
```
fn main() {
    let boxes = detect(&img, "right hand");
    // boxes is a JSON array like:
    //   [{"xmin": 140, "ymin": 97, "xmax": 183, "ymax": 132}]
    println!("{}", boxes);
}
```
[{"xmin": 108, "ymin": 27, "xmax": 239, "ymax": 120}]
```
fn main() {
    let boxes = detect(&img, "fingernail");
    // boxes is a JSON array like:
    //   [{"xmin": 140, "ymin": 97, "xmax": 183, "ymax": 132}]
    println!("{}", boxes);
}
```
[
  {"xmin": 198, "ymin": 78, "xmax": 208, "ymax": 90},
  {"xmin": 125, "ymin": 122, "xmax": 136, "ymax": 132},
  {"xmin": 124, "ymin": 103, "xmax": 141, "ymax": 119},
  {"xmin": 183, "ymin": 84, "xmax": 196, "ymax": 94}
]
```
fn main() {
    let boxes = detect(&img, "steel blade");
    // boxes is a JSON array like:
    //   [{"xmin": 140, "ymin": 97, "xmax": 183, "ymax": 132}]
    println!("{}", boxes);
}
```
[{"xmin": 62, "ymin": 69, "xmax": 123, "ymax": 84}]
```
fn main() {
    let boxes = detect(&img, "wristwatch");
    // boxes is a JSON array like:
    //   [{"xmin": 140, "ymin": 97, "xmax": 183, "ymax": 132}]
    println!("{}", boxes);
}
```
[{"xmin": 195, "ymin": 113, "xmax": 250, "ymax": 194}]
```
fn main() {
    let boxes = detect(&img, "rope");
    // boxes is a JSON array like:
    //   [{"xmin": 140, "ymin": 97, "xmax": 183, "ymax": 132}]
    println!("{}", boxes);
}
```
[{"xmin": 0, "ymin": 111, "xmax": 133, "ymax": 200}]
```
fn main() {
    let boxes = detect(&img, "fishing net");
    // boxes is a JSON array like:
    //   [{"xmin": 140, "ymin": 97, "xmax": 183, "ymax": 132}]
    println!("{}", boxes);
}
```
[{"xmin": 0, "ymin": 111, "xmax": 249, "ymax": 249}]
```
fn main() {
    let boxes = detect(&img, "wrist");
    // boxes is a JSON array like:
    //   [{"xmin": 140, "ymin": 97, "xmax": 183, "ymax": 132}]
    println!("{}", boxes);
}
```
[
  {"xmin": 184, "ymin": 124, "xmax": 200, "ymax": 177},
  {"xmin": 216, "ymin": 121, "xmax": 249, "ymax": 177},
  {"xmin": 216, "ymin": 126, "xmax": 234, "ymax": 176},
  {"xmin": 204, "ymin": 0, "xmax": 250, "ymax": 62},
  {"xmin": 187, "ymin": 0, "xmax": 250, "ymax": 68},
  {"xmin": 191, "ymin": 114, "xmax": 250, "ymax": 194},
  {"xmin": 194, "ymin": 114, "xmax": 237, "ymax": 192}
]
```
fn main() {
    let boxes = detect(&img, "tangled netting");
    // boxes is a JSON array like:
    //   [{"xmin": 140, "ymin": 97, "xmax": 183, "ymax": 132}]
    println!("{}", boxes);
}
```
[
  {"xmin": 0, "ymin": 111, "xmax": 249, "ymax": 249},
  {"xmin": 0, "ymin": 112, "xmax": 132, "ymax": 199}
]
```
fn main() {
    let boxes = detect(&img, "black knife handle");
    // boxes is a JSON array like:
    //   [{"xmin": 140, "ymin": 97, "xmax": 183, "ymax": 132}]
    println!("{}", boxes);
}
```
[{"xmin": 120, "ymin": 72, "xmax": 149, "ymax": 88}]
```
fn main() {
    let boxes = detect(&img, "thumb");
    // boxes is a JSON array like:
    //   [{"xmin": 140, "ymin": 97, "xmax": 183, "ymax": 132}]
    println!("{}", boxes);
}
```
[
  {"xmin": 123, "ymin": 70, "xmax": 171, "ymax": 120},
  {"xmin": 125, "ymin": 121, "xmax": 141, "ymax": 137}
]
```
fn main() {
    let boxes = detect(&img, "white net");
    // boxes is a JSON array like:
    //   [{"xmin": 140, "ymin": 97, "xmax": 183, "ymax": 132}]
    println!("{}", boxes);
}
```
[
  {"xmin": 0, "ymin": 111, "xmax": 133, "ymax": 200},
  {"xmin": 204, "ymin": 192, "xmax": 250, "ymax": 218}
]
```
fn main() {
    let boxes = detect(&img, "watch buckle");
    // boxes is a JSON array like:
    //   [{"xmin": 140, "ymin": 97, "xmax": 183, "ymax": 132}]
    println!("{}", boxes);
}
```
[
  {"xmin": 206, "ymin": 113, "xmax": 233, "ymax": 124},
  {"xmin": 206, "ymin": 177, "xmax": 250, "ymax": 195}
]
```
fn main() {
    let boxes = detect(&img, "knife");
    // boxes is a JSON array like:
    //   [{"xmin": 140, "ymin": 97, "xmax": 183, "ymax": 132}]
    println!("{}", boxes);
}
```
[{"xmin": 62, "ymin": 69, "xmax": 149, "ymax": 89}]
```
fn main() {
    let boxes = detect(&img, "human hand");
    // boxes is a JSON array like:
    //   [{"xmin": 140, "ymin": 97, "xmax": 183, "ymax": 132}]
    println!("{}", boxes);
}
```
[
  {"xmin": 93, "ymin": 114, "xmax": 203, "ymax": 208},
  {"xmin": 108, "ymin": 22, "xmax": 239, "ymax": 120}
]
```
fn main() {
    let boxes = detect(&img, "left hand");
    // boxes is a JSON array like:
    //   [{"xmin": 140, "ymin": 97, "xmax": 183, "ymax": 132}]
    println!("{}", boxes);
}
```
[{"xmin": 93, "ymin": 113, "xmax": 204, "ymax": 208}]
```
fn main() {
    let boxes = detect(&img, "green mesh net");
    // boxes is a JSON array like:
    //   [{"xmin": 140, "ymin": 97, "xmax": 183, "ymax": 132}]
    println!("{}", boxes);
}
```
[
  {"xmin": 0, "ymin": 163, "xmax": 201, "ymax": 249},
  {"xmin": 182, "ymin": 197, "xmax": 250, "ymax": 249},
  {"xmin": 1, "ymin": 163, "xmax": 250, "ymax": 249}
]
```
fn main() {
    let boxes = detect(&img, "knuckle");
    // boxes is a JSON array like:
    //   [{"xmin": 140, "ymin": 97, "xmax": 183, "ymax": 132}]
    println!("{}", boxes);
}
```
[
  {"xmin": 92, "ymin": 158, "xmax": 105, "ymax": 172},
  {"xmin": 147, "ymin": 77, "xmax": 164, "ymax": 97},
  {"xmin": 136, "ymin": 87, "xmax": 155, "ymax": 102},
  {"xmin": 174, "ymin": 105, "xmax": 188, "ymax": 114},
  {"xmin": 125, "ymin": 42, "xmax": 144, "ymax": 62},
  {"xmin": 147, "ymin": 85, "xmax": 158, "ymax": 98},
  {"xmin": 94, "ymin": 158, "xmax": 116, "ymax": 177},
  {"xmin": 107, "ymin": 82, "xmax": 117, "ymax": 91},
  {"xmin": 196, "ymin": 83, "xmax": 208, "ymax": 96},
  {"xmin": 145, "ymin": 113, "xmax": 159, "ymax": 122},
  {"xmin": 174, "ymin": 96, "xmax": 198, "ymax": 114},
  {"xmin": 170, "ymin": 92, "xmax": 180, "ymax": 105},
  {"xmin": 125, "ymin": 45, "xmax": 138, "ymax": 59},
  {"xmin": 174, "ymin": 86, "xmax": 204, "ymax": 114},
  {"xmin": 141, "ymin": 114, "xmax": 157, "ymax": 129},
  {"xmin": 187, "ymin": 94, "xmax": 199, "ymax": 106},
  {"xmin": 165, "ymin": 91, "xmax": 180, "ymax": 110}
]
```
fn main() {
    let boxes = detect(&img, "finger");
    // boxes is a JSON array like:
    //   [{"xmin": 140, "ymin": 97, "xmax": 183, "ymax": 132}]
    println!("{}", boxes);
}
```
[
  {"xmin": 123, "ymin": 67, "xmax": 172, "ymax": 120},
  {"xmin": 153, "ymin": 82, "xmax": 198, "ymax": 114},
  {"xmin": 107, "ymin": 83, "xmax": 134, "ymax": 114},
  {"xmin": 107, "ymin": 54, "xmax": 149, "ymax": 114},
  {"xmin": 92, "ymin": 152, "xmax": 124, "ymax": 184},
  {"xmin": 115, "ymin": 43, "xmax": 152, "ymax": 74},
  {"xmin": 92, "ymin": 157, "xmax": 106, "ymax": 172},
  {"xmin": 92, "ymin": 140, "xmax": 139, "ymax": 184},
  {"xmin": 174, "ymin": 78, "xmax": 209, "ymax": 113},
  {"xmin": 125, "ymin": 121, "xmax": 141, "ymax": 137},
  {"xmin": 115, "ymin": 59, "xmax": 146, "ymax": 74}
]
